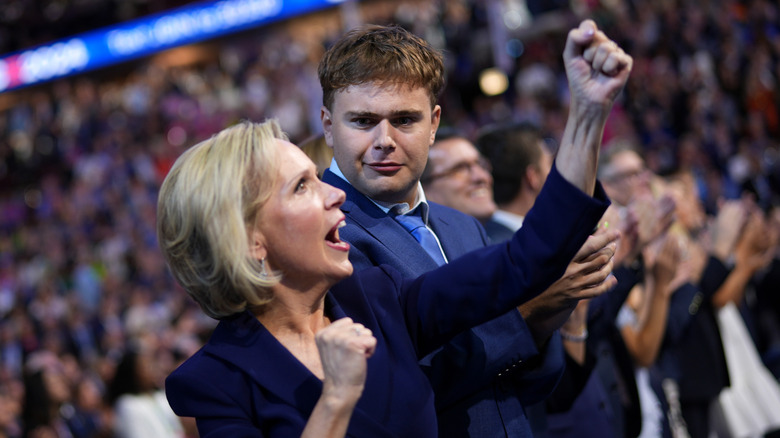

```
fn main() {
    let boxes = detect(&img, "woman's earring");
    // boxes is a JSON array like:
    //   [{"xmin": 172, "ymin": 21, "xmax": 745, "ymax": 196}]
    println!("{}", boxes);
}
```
[{"xmin": 260, "ymin": 258, "xmax": 269, "ymax": 279}]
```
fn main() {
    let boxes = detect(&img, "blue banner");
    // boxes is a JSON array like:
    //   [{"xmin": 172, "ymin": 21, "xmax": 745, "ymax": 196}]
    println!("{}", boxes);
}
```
[{"xmin": 0, "ymin": 0, "xmax": 344, "ymax": 93}]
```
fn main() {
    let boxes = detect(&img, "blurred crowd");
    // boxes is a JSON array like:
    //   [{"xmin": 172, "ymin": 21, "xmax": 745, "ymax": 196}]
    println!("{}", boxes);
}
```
[{"xmin": 0, "ymin": 0, "xmax": 778, "ymax": 437}]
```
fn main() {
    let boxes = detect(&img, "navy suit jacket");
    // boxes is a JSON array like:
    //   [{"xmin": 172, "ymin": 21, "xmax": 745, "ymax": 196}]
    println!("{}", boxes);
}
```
[
  {"xmin": 323, "ymin": 166, "xmax": 606, "ymax": 437},
  {"xmin": 166, "ymin": 167, "xmax": 609, "ymax": 437},
  {"xmin": 545, "ymin": 356, "xmax": 615, "ymax": 438},
  {"xmin": 484, "ymin": 217, "xmax": 516, "ymax": 244},
  {"xmin": 587, "ymin": 264, "xmax": 643, "ymax": 438}
]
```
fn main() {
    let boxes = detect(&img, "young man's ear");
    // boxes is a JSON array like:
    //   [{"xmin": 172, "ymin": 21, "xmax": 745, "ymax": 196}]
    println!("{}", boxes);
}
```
[
  {"xmin": 321, "ymin": 106, "xmax": 335, "ymax": 149},
  {"xmin": 429, "ymin": 105, "xmax": 442, "ymax": 145}
]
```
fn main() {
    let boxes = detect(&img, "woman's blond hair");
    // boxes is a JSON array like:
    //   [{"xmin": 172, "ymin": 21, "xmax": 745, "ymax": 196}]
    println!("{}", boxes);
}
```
[{"xmin": 157, "ymin": 120, "xmax": 286, "ymax": 319}]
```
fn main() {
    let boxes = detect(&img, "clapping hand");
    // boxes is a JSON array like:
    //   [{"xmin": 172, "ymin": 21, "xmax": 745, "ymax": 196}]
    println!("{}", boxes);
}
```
[
  {"xmin": 631, "ymin": 193, "xmax": 676, "ymax": 249},
  {"xmin": 599, "ymin": 204, "xmax": 640, "ymax": 267},
  {"xmin": 520, "ymin": 230, "xmax": 620, "ymax": 343},
  {"xmin": 710, "ymin": 199, "xmax": 750, "ymax": 262},
  {"xmin": 644, "ymin": 233, "xmax": 683, "ymax": 296}
]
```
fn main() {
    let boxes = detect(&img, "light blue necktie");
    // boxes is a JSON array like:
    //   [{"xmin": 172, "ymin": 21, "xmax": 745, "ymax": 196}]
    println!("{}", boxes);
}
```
[{"xmin": 394, "ymin": 209, "xmax": 447, "ymax": 266}]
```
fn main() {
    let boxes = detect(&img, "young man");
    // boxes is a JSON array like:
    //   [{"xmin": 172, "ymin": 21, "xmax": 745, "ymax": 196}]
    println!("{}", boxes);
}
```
[{"xmin": 318, "ymin": 21, "xmax": 630, "ymax": 437}]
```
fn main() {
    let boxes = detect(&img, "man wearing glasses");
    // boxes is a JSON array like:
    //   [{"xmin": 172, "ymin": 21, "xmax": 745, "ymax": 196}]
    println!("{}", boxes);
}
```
[{"xmin": 421, "ymin": 130, "xmax": 498, "ymax": 227}]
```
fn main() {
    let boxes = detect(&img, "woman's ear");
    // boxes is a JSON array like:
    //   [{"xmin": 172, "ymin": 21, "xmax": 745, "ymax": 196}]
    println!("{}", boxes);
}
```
[{"xmin": 249, "ymin": 229, "xmax": 267, "ymax": 261}]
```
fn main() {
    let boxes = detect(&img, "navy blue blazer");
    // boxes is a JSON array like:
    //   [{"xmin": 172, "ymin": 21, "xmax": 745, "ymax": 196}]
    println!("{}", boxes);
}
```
[
  {"xmin": 166, "ymin": 167, "xmax": 608, "ymax": 437},
  {"xmin": 323, "ymin": 166, "xmax": 605, "ymax": 437}
]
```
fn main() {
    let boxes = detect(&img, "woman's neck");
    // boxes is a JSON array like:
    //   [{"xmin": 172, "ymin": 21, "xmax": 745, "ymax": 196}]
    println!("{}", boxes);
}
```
[
  {"xmin": 252, "ymin": 283, "xmax": 332, "ymax": 379},
  {"xmin": 252, "ymin": 282, "xmax": 331, "ymax": 336}
]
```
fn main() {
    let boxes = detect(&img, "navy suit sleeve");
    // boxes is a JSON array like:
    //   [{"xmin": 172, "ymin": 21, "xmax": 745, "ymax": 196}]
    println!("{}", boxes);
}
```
[
  {"xmin": 454, "ymin": 217, "xmax": 565, "ymax": 404},
  {"xmin": 658, "ymin": 257, "xmax": 729, "ymax": 356},
  {"xmin": 396, "ymin": 167, "xmax": 610, "ymax": 363},
  {"xmin": 420, "ymin": 310, "xmax": 565, "ymax": 407},
  {"xmin": 504, "ymin": 332, "xmax": 565, "ymax": 402},
  {"xmin": 698, "ymin": 255, "xmax": 730, "ymax": 300},
  {"xmin": 427, "ymin": 209, "xmax": 558, "ymax": 393}
]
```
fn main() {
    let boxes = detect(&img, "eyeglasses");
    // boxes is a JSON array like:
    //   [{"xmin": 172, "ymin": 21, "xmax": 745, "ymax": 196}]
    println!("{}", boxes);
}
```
[{"xmin": 424, "ymin": 157, "xmax": 492, "ymax": 182}]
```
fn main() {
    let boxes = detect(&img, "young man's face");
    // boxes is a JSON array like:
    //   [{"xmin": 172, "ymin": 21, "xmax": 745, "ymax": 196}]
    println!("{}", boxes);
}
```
[{"xmin": 321, "ymin": 82, "xmax": 441, "ymax": 205}]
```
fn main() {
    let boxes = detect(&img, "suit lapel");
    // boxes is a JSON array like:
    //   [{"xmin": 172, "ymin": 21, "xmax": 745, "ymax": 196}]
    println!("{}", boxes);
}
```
[
  {"xmin": 323, "ymin": 170, "xmax": 440, "ymax": 275},
  {"xmin": 202, "ymin": 312, "xmax": 321, "ymax": 409},
  {"xmin": 427, "ymin": 203, "xmax": 479, "ymax": 260}
]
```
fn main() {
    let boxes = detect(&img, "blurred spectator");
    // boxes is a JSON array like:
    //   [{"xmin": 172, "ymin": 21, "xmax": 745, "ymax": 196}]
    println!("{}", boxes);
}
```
[
  {"xmin": 421, "ymin": 129, "xmax": 497, "ymax": 223},
  {"xmin": 67, "ymin": 374, "xmax": 110, "ymax": 438},
  {"xmin": 474, "ymin": 121, "xmax": 553, "ymax": 242},
  {"xmin": 21, "ymin": 351, "xmax": 75, "ymax": 437},
  {"xmin": 0, "ymin": 380, "xmax": 22, "ymax": 438},
  {"xmin": 107, "ymin": 346, "xmax": 184, "ymax": 438},
  {"xmin": 298, "ymin": 133, "xmax": 332, "ymax": 178}
]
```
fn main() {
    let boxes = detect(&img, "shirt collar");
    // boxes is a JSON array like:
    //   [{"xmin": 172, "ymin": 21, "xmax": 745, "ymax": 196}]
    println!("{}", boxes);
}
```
[
  {"xmin": 328, "ymin": 158, "xmax": 430, "ymax": 223},
  {"xmin": 491, "ymin": 209, "xmax": 525, "ymax": 232}
]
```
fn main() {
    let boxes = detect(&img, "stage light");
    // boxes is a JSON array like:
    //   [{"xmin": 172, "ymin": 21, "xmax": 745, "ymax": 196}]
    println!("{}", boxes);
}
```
[{"xmin": 479, "ymin": 68, "xmax": 509, "ymax": 96}]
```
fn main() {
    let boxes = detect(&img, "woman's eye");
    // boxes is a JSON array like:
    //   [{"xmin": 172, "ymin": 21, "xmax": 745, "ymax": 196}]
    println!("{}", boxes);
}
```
[{"xmin": 295, "ymin": 179, "xmax": 307, "ymax": 192}]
